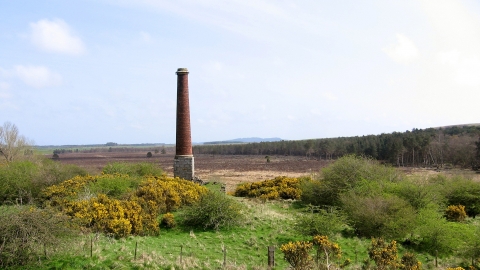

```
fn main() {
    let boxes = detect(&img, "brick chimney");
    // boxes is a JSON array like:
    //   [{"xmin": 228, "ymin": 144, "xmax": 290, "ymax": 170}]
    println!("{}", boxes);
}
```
[{"xmin": 174, "ymin": 68, "xmax": 194, "ymax": 180}]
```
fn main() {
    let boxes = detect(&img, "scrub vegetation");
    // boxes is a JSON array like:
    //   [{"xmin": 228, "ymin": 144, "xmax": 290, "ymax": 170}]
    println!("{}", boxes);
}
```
[{"xmin": 2, "ymin": 121, "xmax": 480, "ymax": 269}]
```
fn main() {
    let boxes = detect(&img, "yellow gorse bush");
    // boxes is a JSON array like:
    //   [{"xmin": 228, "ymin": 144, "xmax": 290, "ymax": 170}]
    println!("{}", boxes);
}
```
[
  {"xmin": 68, "ymin": 194, "xmax": 145, "ymax": 237},
  {"xmin": 313, "ymin": 235, "xmax": 341, "ymax": 259},
  {"xmin": 400, "ymin": 252, "xmax": 421, "ymax": 270},
  {"xmin": 234, "ymin": 176, "xmax": 301, "ymax": 200},
  {"xmin": 445, "ymin": 204, "xmax": 467, "ymax": 222},
  {"xmin": 41, "ymin": 174, "xmax": 207, "ymax": 238},
  {"xmin": 161, "ymin": 212, "xmax": 176, "ymax": 228},
  {"xmin": 280, "ymin": 241, "xmax": 314, "ymax": 270},
  {"xmin": 134, "ymin": 176, "xmax": 207, "ymax": 213},
  {"xmin": 367, "ymin": 238, "xmax": 400, "ymax": 270},
  {"xmin": 42, "ymin": 174, "xmax": 97, "ymax": 206}
]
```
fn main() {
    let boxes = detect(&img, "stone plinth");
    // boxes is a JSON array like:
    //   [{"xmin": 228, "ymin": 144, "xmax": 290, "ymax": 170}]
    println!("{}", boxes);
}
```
[{"xmin": 174, "ymin": 155, "xmax": 194, "ymax": 180}]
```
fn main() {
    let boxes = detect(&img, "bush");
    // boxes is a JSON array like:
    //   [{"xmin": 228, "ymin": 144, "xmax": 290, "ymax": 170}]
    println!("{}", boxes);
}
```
[
  {"xmin": 400, "ymin": 252, "xmax": 421, "ymax": 270},
  {"xmin": 443, "ymin": 177, "xmax": 480, "ymax": 217},
  {"xmin": 280, "ymin": 241, "xmax": 314, "ymax": 270},
  {"xmin": 302, "ymin": 155, "xmax": 401, "ymax": 206},
  {"xmin": 340, "ymin": 193, "xmax": 416, "ymax": 239},
  {"xmin": 294, "ymin": 209, "xmax": 346, "ymax": 237},
  {"xmin": 87, "ymin": 173, "xmax": 142, "ymax": 199},
  {"xmin": 0, "ymin": 206, "xmax": 75, "ymax": 268},
  {"xmin": 299, "ymin": 179, "xmax": 324, "ymax": 206},
  {"xmin": 233, "ymin": 176, "xmax": 302, "ymax": 200},
  {"xmin": 181, "ymin": 190, "xmax": 246, "ymax": 230},
  {"xmin": 389, "ymin": 178, "xmax": 442, "ymax": 211},
  {"xmin": 133, "ymin": 176, "xmax": 208, "ymax": 213},
  {"xmin": 42, "ymin": 174, "xmax": 207, "ymax": 237},
  {"xmin": 312, "ymin": 235, "xmax": 342, "ymax": 269},
  {"xmin": 161, "ymin": 212, "xmax": 176, "ymax": 228},
  {"xmin": 68, "ymin": 193, "xmax": 149, "ymax": 237},
  {"xmin": 102, "ymin": 162, "xmax": 164, "ymax": 177},
  {"xmin": 0, "ymin": 159, "xmax": 87, "ymax": 205},
  {"xmin": 415, "ymin": 207, "xmax": 465, "ymax": 256},
  {"xmin": 366, "ymin": 238, "xmax": 400, "ymax": 270},
  {"xmin": 445, "ymin": 205, "xmax": 467, "ymax": 222}
]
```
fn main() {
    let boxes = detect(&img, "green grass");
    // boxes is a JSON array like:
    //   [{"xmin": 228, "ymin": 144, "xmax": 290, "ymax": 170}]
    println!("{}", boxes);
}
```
[
  {"xmin": 34, "ymin": 199, "xmax": 302, "ymax": 269},
  {"xmin": 9, "ymin": 197, "xmax": 450, "ymax": 270}
]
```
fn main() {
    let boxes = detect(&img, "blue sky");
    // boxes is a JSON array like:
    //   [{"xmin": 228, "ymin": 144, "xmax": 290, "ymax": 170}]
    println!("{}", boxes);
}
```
[{"xmin": 1, "ymin": 0, "xmax": 480, "ymax": 145}]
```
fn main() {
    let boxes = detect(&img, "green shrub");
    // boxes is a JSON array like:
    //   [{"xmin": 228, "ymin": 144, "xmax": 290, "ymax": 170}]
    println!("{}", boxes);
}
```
[
  {"xmin": 302, "ymin": 155, "xmax": 401, "ymax": 206},
  {"xmin": 102, "ymin": 162, "xmax": 164, "ymax": 177},
  {"xmin": 299, "ymin": 179, "xmax": 324, "ymax": 206},
  {"xmin": 87, "ymin": 173, "xmax": 142, "ymax": 199},
  {"xmin": 0, "ymin": 161, "xmax": 38, "ymax": 204},
  {"xmin": 0, "ymin": 159, "xmax": 87, "ymax": 205},
  {"xmin": 415, "ymin": 207, "xmax": 466, "ymax": 256},
  {"xmin": 340, "ymin": 193, "xmax": 416, "ymax": 239},
  {"xmin": 443, "ymin": 177, "xmax": 480, "ymax": 217},
  {"xmin": 0, "ymin": 206, "xmax": 75, "ymax": 268},
  {"xmin": 181, "ymin": 190, "xmax": 246, "ymax": 230},
  {"xmin": 389, "ymin": 179, "xmax": 442, "ymax": 211},
  {"xmin": 294, "ymin": 209, "xmax": 346, "ymax": 237}
]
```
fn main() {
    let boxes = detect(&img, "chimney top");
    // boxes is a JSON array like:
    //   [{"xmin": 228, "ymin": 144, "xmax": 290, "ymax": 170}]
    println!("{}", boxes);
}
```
[{"xmin": 176, "ymin": 68, "xmax": 189, "ymax": 74}]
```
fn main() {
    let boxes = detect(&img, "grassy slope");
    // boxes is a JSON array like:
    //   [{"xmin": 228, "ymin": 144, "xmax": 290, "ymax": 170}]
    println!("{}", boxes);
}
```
[
  {"xmin": 37, "ymin": 198, "xmax": 302, "ymax": 270},
  {"xmin": 16, "ymin": 196, "xmax": 448, "ymax": 270}
]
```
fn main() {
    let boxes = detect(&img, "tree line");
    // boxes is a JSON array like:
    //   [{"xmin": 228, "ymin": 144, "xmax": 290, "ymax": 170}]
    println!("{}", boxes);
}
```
[{"xmin": 193, "ymin": 125, "xmax": 480, "ymax": 168}]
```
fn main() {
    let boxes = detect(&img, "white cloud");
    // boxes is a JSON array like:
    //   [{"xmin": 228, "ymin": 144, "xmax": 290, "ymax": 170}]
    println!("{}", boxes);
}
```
[
  {"xmin": 29, "ymin": 19, "xmax": 85, "ymax": 55},
  {"xmin": 383, "ymin": 34, "xmax": 419, "ymax": 64},
  {"xmin": 14, "ymin": 65, "xmax": 62, "ymax": 88}
]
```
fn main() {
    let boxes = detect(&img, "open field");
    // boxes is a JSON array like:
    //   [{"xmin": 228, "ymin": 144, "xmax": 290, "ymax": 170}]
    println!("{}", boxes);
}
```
[{"xmin": 49, "ymin": 150, "xmax": 332, "ymax": 191}]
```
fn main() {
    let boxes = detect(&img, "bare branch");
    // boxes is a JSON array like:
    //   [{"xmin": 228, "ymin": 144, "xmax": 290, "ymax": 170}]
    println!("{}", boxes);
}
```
[{"xmin": 0, "ymin": 122, "xmax": 32, "ymax": 164}]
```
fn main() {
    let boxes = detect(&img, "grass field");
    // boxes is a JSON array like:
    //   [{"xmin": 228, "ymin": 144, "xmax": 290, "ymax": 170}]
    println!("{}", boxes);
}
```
[{"xmin": 35, "ymin": 197, "xmax": 373, "ymax": 270}]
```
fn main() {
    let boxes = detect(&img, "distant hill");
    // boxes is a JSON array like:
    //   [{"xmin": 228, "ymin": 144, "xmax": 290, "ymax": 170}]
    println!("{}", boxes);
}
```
[{"xmin": 203, "ymin": 137, "xmax": 282, "ymax": 145}]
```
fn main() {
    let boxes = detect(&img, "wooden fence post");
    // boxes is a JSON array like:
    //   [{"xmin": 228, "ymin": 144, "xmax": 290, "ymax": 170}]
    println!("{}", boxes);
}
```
[
  {"xmin": 134, "ymin": 241, "xmax": 138, "ymax": 260},
  {"xmin": 223, "ymin": 247, "xmax": 227, "ymax": 268},
  {"xmin": 90, "ymin": 237, "xmax": 93, "ymax": 258},
  {"xmin": 180, "ymin": 245, "xmax": 183, "ymax": 264},
  {"xmin": 268, "ymin": 246, "xmax": 275, "ymax": 269}
]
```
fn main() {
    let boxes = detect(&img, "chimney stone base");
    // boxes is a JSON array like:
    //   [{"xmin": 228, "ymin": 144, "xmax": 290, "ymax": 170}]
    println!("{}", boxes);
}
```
[{"xmin": 174, "ymin": 155, "xmax": 194, "ymax": 180}]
